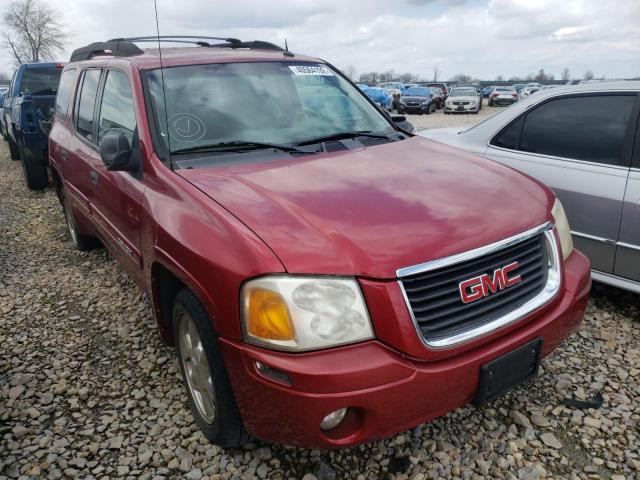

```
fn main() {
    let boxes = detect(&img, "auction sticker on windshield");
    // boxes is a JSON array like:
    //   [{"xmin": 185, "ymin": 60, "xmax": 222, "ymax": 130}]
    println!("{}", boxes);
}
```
[{"xmin": 289, "ymin": 65, "xmax": 334, "ymax": 76}]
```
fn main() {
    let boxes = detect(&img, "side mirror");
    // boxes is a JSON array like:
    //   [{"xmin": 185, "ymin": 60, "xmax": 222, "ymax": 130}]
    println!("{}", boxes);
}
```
[
  {"xmin": 100, "ymin": 131, "xmax": 135, "ymax": 171},
  {"xmin": 391, "ymin": 115, "xmax": 415, "ymax": 133}
]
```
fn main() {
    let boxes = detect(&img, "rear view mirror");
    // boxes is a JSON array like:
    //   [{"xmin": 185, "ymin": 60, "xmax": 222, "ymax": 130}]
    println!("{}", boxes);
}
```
[{"xmin": 100, "ymin": 131, "xmax": 136, "ymax": 171}]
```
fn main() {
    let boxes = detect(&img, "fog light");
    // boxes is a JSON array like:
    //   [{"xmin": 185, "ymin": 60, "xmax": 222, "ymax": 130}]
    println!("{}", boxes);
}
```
[{"xmin": 320, "ymin": 408, "xmax": 348, "ymax": 431}]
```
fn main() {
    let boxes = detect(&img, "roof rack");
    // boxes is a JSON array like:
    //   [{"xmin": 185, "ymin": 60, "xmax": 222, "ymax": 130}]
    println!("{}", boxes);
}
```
[
  {"xmin": 69, "ymin": 36, "xmax": 291, "ymax": 62},
  {"xmin": 69, "ymin": 40, "xmax": 144, "ymax": 62}
]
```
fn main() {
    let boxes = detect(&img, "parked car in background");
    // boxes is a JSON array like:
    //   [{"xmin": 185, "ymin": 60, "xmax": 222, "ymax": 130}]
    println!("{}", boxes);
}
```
[
  {"xmin": 513, "ymin": 84, "xmax": 525, "ymax": 93},
  {"xmin": 398, "ymin": 86, "xmax": 436, "ymax": 114},
  {"xmin": 482, "ymin": 86, "xmax": 494, "ymax": 98},
  {"xmin": 49, "ymin": 36, "xmax": 590, "ymax": 449},
  {"xmin": 519, "ymin": 85, "xmax": 541, "ymax": 100},
  {"xmin": 444, "ymin": 87, "xmax": 481, "ymax": 114},
  {"xmin": 488, "ymin": 86, "xmax": 518, "ymax": 106},
  {"xmin": 1, "ymin": 62, "xmax": 63, "ymax": 189},
  {"xmin": 425, "ymin": 82, "xmax": 449, "ymax": 100},
  {"xmin": 378, "ymin": 81, "xmax": 406, "ymax": 93},
  {"xmin": 428, "ymin": 87, "xmax": 444, "ymax": 109},
  {"xmin": 364, "ymin": 87, "xmax": 393, "ymax": 110},
  {"xmin": 378, "ymin": 83, "xmax": 404, "ymax": 110},
  {"xmin": 421, "ymin": 82, "xmax": 640, "ymax": 293}
]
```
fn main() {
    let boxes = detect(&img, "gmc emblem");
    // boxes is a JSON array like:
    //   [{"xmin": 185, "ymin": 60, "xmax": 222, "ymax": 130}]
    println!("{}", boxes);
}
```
[{"xmin": 459, "ymin": 262, "xmax": 522, "ymax": 304}]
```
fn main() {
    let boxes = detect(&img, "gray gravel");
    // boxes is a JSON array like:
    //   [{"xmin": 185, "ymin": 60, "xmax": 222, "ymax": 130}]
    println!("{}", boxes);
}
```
[
  {"xmin": 407, "ymin": 99, "xmax": 501, "ymax": 131},
  {"xmin": 1, "ymin": 127, "xmax": 639, "ymax": 479}
]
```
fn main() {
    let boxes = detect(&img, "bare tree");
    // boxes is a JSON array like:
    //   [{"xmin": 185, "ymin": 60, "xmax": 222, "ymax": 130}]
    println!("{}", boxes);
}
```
[
  {"xmin": 583, "ymin": 70, "xmax": 594, "ymax": 81},
  {"xmin": 398, "ymin": 72, "xmax": 419, "ymax": 83},
  {"xmin": 561, "ymin": 68, "xmax": 570, "ymax": 81},
  {"xmin": 432, "ymin": 64, "xmax": 440, "ymax": 82},
  {"xmin": 2, "ymin": 0, "xmax": 68, "ymax": 64},
  {"xmin": 495, "ymin": 75, "xmax": 505, "ymax": 82},
  {"xmin": 0, "ymin": 71, "xmax": 10, "ymax": 81}
]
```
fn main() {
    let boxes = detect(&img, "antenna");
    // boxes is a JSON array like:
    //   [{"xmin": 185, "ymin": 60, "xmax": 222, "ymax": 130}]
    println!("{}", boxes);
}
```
[{"xmin": 153, "ymin": 0, "xmax": 172, "ymax": 169}]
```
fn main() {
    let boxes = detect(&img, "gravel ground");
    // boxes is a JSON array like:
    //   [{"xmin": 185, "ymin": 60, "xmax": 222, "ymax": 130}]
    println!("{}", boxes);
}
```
[
  {"xmin": 405, "ymin": 99, "xmax": 500, "ymax": 131},
  {"xmin": 1, "ymin": 125, "xmax": 639, "ymax": 480}
]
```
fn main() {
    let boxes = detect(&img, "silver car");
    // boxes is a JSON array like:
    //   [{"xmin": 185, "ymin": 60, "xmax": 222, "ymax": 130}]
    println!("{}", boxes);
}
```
[{"xmin": 420, "ymin": 82, "xmax": 640, "ymax": 293}]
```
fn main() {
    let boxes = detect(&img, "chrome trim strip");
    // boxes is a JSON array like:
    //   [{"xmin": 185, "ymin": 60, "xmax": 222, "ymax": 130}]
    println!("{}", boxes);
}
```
[
  {"xmin": 591, "ymin": 270, "xmax": 640, "ymax": 294},
  {"xmin": 617, "ymin": 242, "xmax": 640, "ymax": 252},
  {"xmin": 571, "ymin": 230, "xmax": 616, "ymax": 245},
  {"xmin": 398, "ymin": 225, "xmax": 562, "ymax": 349},
  {"xmin": 396, "ymin": 222, "xmax": 553, "ymax": 278},
  {"xmin": 486, "ymin": 144, "xmax": 631, "ymax": 172}
]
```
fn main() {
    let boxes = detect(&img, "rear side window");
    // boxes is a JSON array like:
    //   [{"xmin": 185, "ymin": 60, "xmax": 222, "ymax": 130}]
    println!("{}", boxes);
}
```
[
  {"xmin": 54, "ymin": 69, "xmax": 76, "ymax": 120},
  {"xmin": 519, "ymin": 95, "xmax": 635, "ymax": 166},
  {"xmin": 74, "ymin": 69, "xmax": 102, "ymax": 142},
  {"xmin": 97, "ymin": 70, "xmax": 136, "ymax": 144},
  {"xmin": 21, "ymin": 67, "xmax": 62, "ymax": 95},
  {"xmin": 492, "ymin": 116, "xmax": 524, "ymax": 150}
]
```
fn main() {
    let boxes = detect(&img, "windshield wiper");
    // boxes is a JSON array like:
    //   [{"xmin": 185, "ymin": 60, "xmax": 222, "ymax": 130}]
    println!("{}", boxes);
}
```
[
  {"xmin": 293, "ymin": 131, "xmax": 394, "ymax": 146},
  {"xmin": 172, "ymin": 140, "xmax": 314, "ymax": 155}
]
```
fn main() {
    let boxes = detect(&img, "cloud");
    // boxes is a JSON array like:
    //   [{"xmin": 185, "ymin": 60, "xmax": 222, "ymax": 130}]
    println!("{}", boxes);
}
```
[{"xmin": 0, "ymin": 0, "xmax": 638, "ymax": 81}]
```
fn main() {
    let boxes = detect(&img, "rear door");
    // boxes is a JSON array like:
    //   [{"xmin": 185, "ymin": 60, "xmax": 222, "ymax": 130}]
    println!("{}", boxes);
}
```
[
  {"xmin": 614, "ymin": 114, "xmax": 640, "ymax": 285},
  {"xmin": 485, "ymin": 93, "xmax": 638, "ymax": 273}
]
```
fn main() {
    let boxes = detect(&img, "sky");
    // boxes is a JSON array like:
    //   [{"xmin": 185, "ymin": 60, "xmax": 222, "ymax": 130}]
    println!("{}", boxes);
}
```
[{"xmin": 0, "ymin": 0, "xmax": 639, "ymax": 81}]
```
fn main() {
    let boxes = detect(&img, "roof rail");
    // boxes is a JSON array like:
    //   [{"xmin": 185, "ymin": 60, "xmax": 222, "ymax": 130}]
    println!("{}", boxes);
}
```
[
  {"xmin": 69, "ymin": 36, "xmax": 290, "ymax": 62},
  {"xmin": 208, "ymin": 40, "xmax": 286, "ymax": 52},
  {"xmin": 70, "ymin": 41, "xmax": 145, "ymax": 62}
]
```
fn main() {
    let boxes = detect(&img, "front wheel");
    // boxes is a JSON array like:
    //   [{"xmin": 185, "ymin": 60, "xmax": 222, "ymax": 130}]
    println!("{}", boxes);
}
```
[{"xmin": 174, "ymin": 289, "xmax": 248, "ymax": 447}]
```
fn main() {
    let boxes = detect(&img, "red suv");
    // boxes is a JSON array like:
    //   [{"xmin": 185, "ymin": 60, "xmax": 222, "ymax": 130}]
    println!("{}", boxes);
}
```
[{"xmin": 48, "ymin": 37, "xmax": 591, "ymax": 449}]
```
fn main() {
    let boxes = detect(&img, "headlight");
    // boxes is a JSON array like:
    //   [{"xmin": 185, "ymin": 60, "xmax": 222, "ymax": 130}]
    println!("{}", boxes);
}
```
[
  {"xmin": 241, "ymin": 276, "xmax": 374, "ymax": 351},
  {"xmin": 552, "ymin": 198, "xmax": 573, "ymax": 260},
  {"xmin": 421, "ymin": 100, "xmax": 429, "ymax": 105}
]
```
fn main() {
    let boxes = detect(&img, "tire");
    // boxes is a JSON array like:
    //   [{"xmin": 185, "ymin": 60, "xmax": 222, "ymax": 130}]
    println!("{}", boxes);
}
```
[
  {"xmin": 8, "ymin": 137, "xmax": 20, "ymax": 160},
  {"xmin": 173, "ymin": 288, "xmax": 248, "ymax": 448},
  {"xmin": 62, "ymin": 190, "xmax": 100, "ymax": 251},
  {"xmin": 19, "ymin": 143, "xmax": 48, "ymax": 190}
]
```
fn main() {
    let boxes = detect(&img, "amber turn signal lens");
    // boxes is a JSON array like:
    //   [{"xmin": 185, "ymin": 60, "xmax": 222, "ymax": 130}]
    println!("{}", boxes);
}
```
[{"xmin": 246, "ymin": 288, "xmax": 295, "ymax": 341}]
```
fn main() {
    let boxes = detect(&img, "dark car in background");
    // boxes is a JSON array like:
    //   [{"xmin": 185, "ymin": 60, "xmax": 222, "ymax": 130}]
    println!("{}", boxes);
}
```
[
  {"xmin": 1, "ymin": 62, "xmax": 63, "ymax": 189},
  {"xmin": 425, "ymin": 82, "xmax": 449, "ymax": 101},
  {"xmin": 398, "ymin": 86, "xmax": 436, "ymax": 114}
]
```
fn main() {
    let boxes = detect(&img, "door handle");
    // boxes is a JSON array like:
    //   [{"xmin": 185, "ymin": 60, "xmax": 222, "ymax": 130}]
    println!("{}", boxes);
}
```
[
  {"xmin": 60, "ymin": 148, "xmax": 68, "ymax": 161},
  {"xmin": 89, "ymin": 170, "xmax": 98, "ymax": 185}
]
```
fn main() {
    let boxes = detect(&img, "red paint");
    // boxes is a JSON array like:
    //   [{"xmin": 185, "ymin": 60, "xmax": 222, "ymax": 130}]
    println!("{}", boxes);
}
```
[
  {"xmin": 459, "ymin": 261, "xmax": 522, "ymax": 304},
  {"xmin": 48, "ymin": 48, "xmax": 591, "ymax": 448}
]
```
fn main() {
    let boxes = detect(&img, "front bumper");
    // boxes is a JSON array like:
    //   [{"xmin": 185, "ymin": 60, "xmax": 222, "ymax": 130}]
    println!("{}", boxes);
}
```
[
  {"xmin": 402, "ymin": 104, "xmax": 431, "ymax": 113},
  {"xmin": 445, "ymin": 103, "xmax": 479, "ymax": 112},
  {"xmin": 220, "ymin": 250, "xmax": 591, "ymax": 448}
]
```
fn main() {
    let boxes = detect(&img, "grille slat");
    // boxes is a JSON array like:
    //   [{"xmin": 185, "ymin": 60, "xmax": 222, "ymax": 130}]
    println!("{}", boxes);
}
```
[
  {"xmin": 403, "ymin": 238, "xmax": 541, "ymax": 294},
  {"xmin": 407, "ymin": 250, "xmax": 543, "ymax": 304},
  {"xmin": 401, "ymin": 233, "xmax": 549, "ymax": 343}
]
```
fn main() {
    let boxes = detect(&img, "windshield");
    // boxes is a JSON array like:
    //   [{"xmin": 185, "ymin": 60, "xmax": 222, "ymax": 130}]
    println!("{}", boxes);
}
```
[
  {"xmin": 21, "ymin": 67, "xmax": 62, "ymax": 95},
  {"xmin": 450, "ymin": 89, "xmax": 477, "ymax": 97},
  {"xmin": 145, "ymin": 62, "xmax": 394, "ymax": 154},
  {"xmin": 404, "ymin": 87, "xmax": 430, "ymax": 96}
]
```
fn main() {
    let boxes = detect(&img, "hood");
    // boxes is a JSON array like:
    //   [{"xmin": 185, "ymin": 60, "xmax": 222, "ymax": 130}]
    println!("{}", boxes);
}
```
[
  {"xmin": 178, "ymin": 137, "xmax": 553, "ymax": 279},
  {"xmin": 403, "ymin": 96, "xmax": 429, "ymax": 102}
]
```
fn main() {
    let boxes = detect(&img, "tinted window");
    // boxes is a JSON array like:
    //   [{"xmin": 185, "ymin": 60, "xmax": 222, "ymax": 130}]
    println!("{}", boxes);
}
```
[
  {"xmin": 492, "ymin": 116, "xmax": 524, "ymax": 149},
  {"xmin": 21, "ymin": 67, "xmax": 62, "ymax": 95},
  {"xmin": 98, "ymin": 70, "xmax": 136, "ymax": 143},
  {"xmin": 54, "ymin": 69, "xmax": 76, "ymax": 119},
  {"xmin": 519, "ymin": 95, "xmax": 635, "ymax": 165},
  {"xmin": 75, "ymin": 69, "xmax": 101, "ymax": 142}
]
